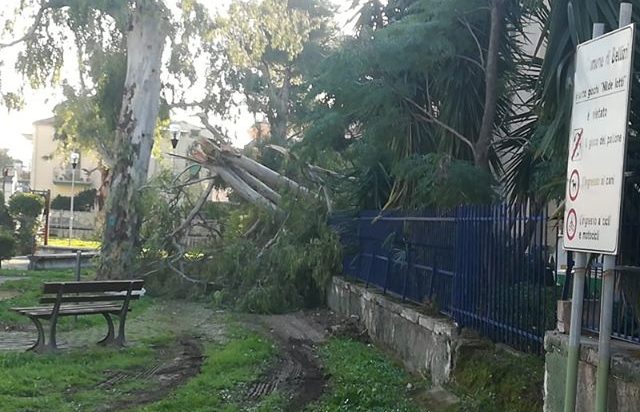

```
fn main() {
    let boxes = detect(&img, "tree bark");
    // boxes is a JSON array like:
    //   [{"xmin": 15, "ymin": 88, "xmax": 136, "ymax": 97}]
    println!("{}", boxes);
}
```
[
  {"xmin": 210, "ymin": 165, "xmax": 280, "ymax": 212},
  {"xmin": 233, "ymin": 166, "xmax": 282, "ymax": 205},
  {"xmin": 226, "ymin": 153, "xmax": 309, "ymax": 195},
  {"xmin": 98, "ymin": 4, "xmax": 166, "ymax": 279},
  {"xmin": 474, "ymin": 0, "xmax": 505, "ymax": 171}
]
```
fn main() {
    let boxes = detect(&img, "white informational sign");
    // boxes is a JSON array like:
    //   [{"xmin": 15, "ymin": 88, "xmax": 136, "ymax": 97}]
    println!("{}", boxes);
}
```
[{"xmin": 563, "ymin": 24, "xmax": 635, "ymax": 255}]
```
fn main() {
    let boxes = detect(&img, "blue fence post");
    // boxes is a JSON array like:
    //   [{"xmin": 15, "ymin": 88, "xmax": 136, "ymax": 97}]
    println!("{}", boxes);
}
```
[{"xmin": 401, "ymin": 239, "xmax": 410, "ymax": 301}]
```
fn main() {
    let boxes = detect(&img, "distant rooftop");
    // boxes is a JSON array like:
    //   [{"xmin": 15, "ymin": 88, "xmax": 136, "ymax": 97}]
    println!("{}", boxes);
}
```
[{"xmin": 33, "ymin": 117, "xmax": 55, "ymax": 126}]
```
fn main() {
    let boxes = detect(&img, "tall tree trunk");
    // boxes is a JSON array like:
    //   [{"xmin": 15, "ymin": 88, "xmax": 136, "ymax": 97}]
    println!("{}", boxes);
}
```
[
  {"xmin": 98, "ymin": 4, "xmax": 166, "ymax": 279},
  {"xmin": 474, "ymin": 0, "xmax": 505, "ymax": 171}
]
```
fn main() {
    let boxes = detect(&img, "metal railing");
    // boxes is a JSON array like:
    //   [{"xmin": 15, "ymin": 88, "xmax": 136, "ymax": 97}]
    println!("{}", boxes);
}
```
[
  {"xmin": 561, "ymin": 253, "xmax": 640, "ymax": 345},
  {"xmin": 52, "ymin": 167, "xmax": 92, "ymax": 184},
  {"xmin": 331, "ymin": 203, "xmax": 557, "ymax": 354}
]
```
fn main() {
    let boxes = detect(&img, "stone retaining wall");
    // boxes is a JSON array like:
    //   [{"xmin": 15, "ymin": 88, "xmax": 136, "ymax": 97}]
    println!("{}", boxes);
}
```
[
  {"xmin": 544, "ymin": 331, "xmax": 640, "ymax": 412},
  {"xmin": 327, "ymin": 277, "xmax": 461, "ymax": 385}
]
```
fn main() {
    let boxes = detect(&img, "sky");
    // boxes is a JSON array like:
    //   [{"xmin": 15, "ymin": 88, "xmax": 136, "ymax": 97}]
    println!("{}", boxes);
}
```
[{"xmin": 0, "ymin": 0, "xmax": 354, "ymax": 167}]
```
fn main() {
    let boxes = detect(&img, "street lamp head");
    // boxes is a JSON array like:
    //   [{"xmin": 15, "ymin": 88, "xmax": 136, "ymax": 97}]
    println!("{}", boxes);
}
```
[
  {"xmin": 169, "ymin": 123, "xmax": 181, "ymax": 149},
  {"xmin": 70, "ymin": 152, "xmax": 80, "ymax": 169}
]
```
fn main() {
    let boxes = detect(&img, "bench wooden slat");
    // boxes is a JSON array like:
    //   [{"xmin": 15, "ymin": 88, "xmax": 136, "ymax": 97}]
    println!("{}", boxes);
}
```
[
  {"xmin": 42, "ymin": 280, "xmax": 144, "ymax": 294},
  {"xmin": 12, "ymin": 305, "xmax": 127, "ymax": 317},
  {"xmin": 39, "ymin": 294, "xmax": 142, "ymax": 304},
  {"xmin": 12, "ymin": 303, "xmax": 123, "ymax": 312},
  {"xmin": 19, "ymin": 307, "xmax": 123, "ymax": 317}
]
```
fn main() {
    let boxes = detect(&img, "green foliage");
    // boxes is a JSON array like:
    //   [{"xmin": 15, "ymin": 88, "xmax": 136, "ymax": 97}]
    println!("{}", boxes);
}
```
[
  {"xmin": 138, "ymin": 172, "xmax": 185, "ymax": 261},
  {"xmin": 208, "ymin": 0, "xmax": 335, "ymax": 141},
  {"xmin": 0, "ymin": 230, "xmax": 16, "ymax": 265},
  {"xmin": 451, "ymin": 347, "xmax": 544, "ymax": 412},
  {"xmin": 299, "ymin": 0, "xmax": 543, "ymax": 209},
  {"xmin": 308, "ymin": 338, "xmax": 425, "ymax": 411},
  {"xmin": 8, "ymin": 192, "xmax": 44, "ymax": 219},
  {"xmin": 394, "ymin": 154, "xmax": 495, "ymax": 209},
  {"xmin": 50, "ymin": 189, "xmax": 97, "ymax": 211},
  {"xmin": 198, "ymin": 196, "xmax": 342, "ymax": 313},
  {"xmin": 8, "ymin": 192, "xmax": 44, "ymax": 255}
]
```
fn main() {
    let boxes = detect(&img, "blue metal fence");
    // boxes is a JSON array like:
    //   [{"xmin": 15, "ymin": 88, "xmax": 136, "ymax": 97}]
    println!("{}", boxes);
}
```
[{"xmin": 331, "ymin": 203, "xmax": 556, "ymax": 354}]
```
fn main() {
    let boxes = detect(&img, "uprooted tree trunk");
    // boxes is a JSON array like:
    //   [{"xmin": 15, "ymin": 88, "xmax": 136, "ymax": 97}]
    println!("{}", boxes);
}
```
[
  {"xmin": 169, "ymin": 138, "xmax": 328, "ymax": 245},
  {"xmin": 98, "ymin": 5, "xmax": 166, "ymax": 279}
]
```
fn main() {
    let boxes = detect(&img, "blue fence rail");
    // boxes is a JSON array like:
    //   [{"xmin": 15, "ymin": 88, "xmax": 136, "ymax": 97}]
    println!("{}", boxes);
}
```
[{"xmin": 330, "ymin": 203, "xmax": 556, "ymax": 354}]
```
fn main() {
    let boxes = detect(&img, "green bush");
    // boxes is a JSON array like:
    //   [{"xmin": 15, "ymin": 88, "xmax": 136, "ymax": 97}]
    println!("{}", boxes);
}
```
[
  {"xmin": 0, "ymin": 230, "xmax": 15, "ymax": 267},
  {"xmin": 51, "ymin": 189, "xmax": 96, "ymax": 211},
  {"xmin": 8, "ymin": 192, "xmax": 43, "ymax": 218},
  {"xmin": 8, "ymin": 192, "xmax": 44, "ymax": 255}
]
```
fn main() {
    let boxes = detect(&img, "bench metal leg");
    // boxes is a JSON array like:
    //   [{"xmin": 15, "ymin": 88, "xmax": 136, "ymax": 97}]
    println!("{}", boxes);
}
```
[
  {"xmin": 26, "ymin": 316, "xmax": 46, "ymax": 352},
  {"xmin": 48, "ymin": 315, "xmax": 59, "ymax": 351},
  {"xmin": 98, "ymin": 313, "xmax": 115, "ymax": 346},
  {"xmin": 115, "ymin": 313, "xmax": 127, "ymax": 347}
]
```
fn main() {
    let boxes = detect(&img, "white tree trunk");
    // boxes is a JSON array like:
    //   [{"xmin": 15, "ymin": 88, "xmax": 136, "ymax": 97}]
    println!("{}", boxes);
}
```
[{"xmin": 99, "ymin": 5, "xmax": 166, "ymax": 279}]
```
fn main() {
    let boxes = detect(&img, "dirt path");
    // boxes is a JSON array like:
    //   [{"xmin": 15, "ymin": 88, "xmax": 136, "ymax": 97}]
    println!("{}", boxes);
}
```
[
  {"xmin": 0, "ymin": 296, "xmax": 350, "ymax": 411},
  {"xmin": 99, "ymin": 337, "xmax": 205, "ymax": 412},
  {"xmin": 240, "ymin": 310, "xmax": 350, "ymax": 411}
]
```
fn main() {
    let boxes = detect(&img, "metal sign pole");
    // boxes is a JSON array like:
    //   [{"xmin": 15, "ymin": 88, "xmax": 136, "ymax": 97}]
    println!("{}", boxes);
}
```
[
  {"xmin": 594, "ymin": 6, "xmax": 632, "ymax": 412},
  {"xmin": 563, "ymin": 21, "xmax": 605, "ymax": 412},
  {"xmin": 563, "ymin": 251, "xmax": 588, "ymax": 412}
]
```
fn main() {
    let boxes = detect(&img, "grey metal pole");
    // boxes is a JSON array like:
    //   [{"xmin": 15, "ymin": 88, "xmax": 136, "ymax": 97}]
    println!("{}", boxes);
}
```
[
  {"xmin": 563, "ymin": 252, "xmax": 588, "ymax": 412},
  {"xmin": 593, "ymin": 6, "xmax": 631, "ymax": 412},
  {"xmin": 564, "ymin": 23, "xmax": 605, "ymax": 412},
  {"xmin": 75, "ymin": 250, "xmax": 82, "ymax": 282},
  {"xmin": 69, "ymin": 167, "xmax": 76, "ymax": 246},
  {"xmin": 595, "ymin": 255, "xmax": 616, "ymax": 412}
]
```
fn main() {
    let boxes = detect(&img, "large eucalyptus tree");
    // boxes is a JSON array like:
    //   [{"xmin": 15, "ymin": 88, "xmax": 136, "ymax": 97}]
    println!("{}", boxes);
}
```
[{"xmin": 0, "ymin": 0, "xmax": 211, "ymax": 278}]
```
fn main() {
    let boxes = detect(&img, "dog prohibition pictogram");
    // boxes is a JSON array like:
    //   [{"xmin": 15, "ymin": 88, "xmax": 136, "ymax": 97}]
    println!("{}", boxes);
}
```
[{"xmin": 569, "ymin": 169, "xmax": 580, "ymax": 201}]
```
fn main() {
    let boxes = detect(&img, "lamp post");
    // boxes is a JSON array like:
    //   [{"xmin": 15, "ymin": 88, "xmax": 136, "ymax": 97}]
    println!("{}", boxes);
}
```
[
  {"xmin": 169, "ymin": 123, "xmax": 181, "ymax": 172},
  {"xmin": 2, "ymin": 167, "xmax": 13, "ymax": 204},
  {"xmin": 68, "ymin": 151, "xmax": 79, "ymax": 245}
]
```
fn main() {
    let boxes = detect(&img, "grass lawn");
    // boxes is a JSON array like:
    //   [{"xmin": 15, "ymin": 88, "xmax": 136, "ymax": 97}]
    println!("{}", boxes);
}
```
[
  {"xmin": 449, "ymin": 346, "xmax": 544, "ymax": 412},
  {"xmin": 0, "ymin": 341, "xmax": 158, "ymax": 411},
  {"xmin": 44, "ymin": 238, "xmax": 101, "ymax": 249},
  {"xmin": 308, "ymin": 338, "xmax": 426, "ymax": 412},
  {"xmin": 0, "ymin": 270, "xmax": 450, "ymax": 411}
]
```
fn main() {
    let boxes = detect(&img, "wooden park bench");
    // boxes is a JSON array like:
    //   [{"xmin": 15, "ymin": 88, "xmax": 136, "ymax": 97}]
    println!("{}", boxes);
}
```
[{"xmin": 10, "ymin": 280, "xmax": 144, "ymax": 352}]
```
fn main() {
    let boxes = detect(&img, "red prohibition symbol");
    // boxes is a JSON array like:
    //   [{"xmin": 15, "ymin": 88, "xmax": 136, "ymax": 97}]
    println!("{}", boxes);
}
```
[
  {"xmin": 566, "ymin": 208, "xmax": 578, "ymax": 241},
  {"xmin": 569, "ymin": 169, "xmax": 580, "ymax": 201}
]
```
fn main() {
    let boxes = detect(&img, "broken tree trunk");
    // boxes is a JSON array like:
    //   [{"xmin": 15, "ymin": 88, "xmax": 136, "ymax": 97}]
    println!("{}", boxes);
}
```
[{"xmin": 98, "ymin": 4, "xmax": 166, "ymax": 279}]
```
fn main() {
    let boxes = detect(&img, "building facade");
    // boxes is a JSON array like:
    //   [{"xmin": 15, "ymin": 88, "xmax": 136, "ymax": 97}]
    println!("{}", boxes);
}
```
[{"xmin": 29, "ymin": 117, "xmax": 101, "ymax": 200}]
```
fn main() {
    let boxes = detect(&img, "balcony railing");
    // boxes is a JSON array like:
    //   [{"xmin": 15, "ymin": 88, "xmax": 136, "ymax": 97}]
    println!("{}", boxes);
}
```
[{"xmin": 52, "ymin": 167, "xmax": 92, "ymax": 184}]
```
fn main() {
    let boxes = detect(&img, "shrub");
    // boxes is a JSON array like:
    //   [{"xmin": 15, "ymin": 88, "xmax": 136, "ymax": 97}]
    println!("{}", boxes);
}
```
[
  {"xmin": 8, "ymin": 192, "xmax": 44, "ymax": 218},
  {"xmin": 8, "ymin": 192, "xmax": 44, "ymax": 255},
  {"xmin": 0, "ymin": 230, "xmax": 15, "ymax": 268},
  {"xmin": 51, "ymin": 189, "xmax": 96, "ymax": 211}
]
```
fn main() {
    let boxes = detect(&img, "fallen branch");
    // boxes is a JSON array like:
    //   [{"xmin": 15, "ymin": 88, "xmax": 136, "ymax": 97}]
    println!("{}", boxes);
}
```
[{"xmin": 171, "ymin": 179, "xmax": 216, "ymax": 237}]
